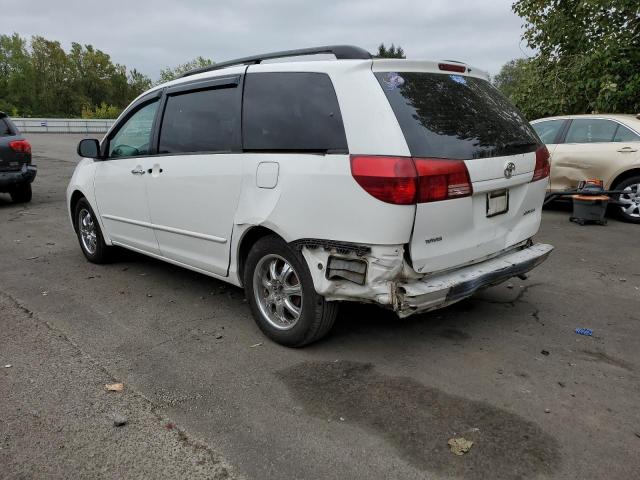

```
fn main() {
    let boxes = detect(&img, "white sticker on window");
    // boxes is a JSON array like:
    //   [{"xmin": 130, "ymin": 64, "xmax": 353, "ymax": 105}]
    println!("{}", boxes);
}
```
[
  {"xmin": 449, "ymin": 75, "xmax": 467, "ymax": 85},
  {"xmin": 383, "ymin": 72, "xmax": 405, "ymax": 90}
]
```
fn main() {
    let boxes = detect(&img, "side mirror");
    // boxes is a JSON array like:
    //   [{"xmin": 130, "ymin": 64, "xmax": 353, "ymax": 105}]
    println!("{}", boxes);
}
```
[{"xmin": 77, "ymin": 138, "xmax": 101, "ymax": 159}]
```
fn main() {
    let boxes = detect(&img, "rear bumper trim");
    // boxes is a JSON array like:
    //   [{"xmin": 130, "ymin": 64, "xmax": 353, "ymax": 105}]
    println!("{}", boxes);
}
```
[
  {"xmin": 396, "ymin": 243, "xmax": 553, "ymax": 317},
  {"xmin": 0, "ymin": 164, "xmax": 37, "ymax": 190}
]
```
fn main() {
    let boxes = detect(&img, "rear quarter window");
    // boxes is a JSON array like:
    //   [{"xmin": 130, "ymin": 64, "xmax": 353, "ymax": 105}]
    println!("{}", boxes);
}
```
[
  {"xmin": 242, "ymin": 72, "xmax": 348, "ymax": 152},
  {"xmin": 375, "ymin": 72, "xmax": 540, "ymax": 159}
]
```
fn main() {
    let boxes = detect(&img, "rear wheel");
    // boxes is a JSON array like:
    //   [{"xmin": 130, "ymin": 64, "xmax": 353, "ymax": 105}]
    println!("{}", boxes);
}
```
[
  {"xmin": 244, "ymin": 235, "xmax": 337, "ymax": 347},
  {"xmin": 10, "ymin": 183, "xmax": 32, "ymax": 203},
  {"xmin": 613, "ymin": 176, "xmax": 640, "ymax": 224},
  {"xmin": 74, "ymin": 198, "xmax": 112, "ymax": 263}
]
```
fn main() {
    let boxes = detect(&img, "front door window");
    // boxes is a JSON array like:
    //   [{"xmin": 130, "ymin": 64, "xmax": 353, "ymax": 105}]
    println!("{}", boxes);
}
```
[{"xmin": 109, "ymin": 100, "xmax": 159, "ymax": 158}]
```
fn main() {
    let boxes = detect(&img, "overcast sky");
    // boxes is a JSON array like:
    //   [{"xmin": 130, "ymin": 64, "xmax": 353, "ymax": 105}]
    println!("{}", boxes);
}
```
[{"xmin": 1, "ymin": 0, "xmax": 533, "ymax": 79}]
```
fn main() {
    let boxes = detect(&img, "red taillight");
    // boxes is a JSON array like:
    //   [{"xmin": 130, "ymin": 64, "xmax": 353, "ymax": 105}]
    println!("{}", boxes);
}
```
[
  {"xmin": 9, "ymin": 139, "xmax": 31, "ymax": 154},
  {"xmin": 438, "ymin": 63, "xmax": 466, "ymax": 73},
  {"xmin": 413, "ymin": 158, "xmax": 472, "ymax": 202},
  {"xmin": 350, "ymin": 155, "xmax": 472, "ymax": 205},
  {"xmin": 531, "ymin": 145, "xmax": 550, "ymax": 182},
  {"xmin": 350, "ymin": 155, "xmax": 417, "ymax": 205}
]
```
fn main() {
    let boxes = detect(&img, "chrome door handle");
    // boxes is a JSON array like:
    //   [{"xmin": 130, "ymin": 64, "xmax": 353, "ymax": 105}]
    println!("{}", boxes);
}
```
[
  {"xmin": 617, "ymin": 147, "xmax": 638, "ymax": 153},
  {"xmin": 131, "ymin": 168, "xmax": 146, "ymax": 175}
]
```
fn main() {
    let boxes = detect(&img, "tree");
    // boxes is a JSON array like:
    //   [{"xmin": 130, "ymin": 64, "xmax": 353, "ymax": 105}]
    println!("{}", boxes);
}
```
[
  {"xmin": 128, "ymin": 69, "xmax": 152, "ymax": 98},
  {"xmin": 30, "ymin": 36, "xmax": 74, "ymax": 116},
  {"xmin": 81, "ymin": 102, "xmax": 122, "ymax": 119},
  {"xmin": 504, "ymin": 0, "xmax": 640, "ymax": 118},
  {"xmin": 493, "ymin": 58, "xmax": 530, "ymax": 101},
  {"xmin": 375, "ymin": 43, "xmax": 406, "ymax": 59},
  {"xmin": 158, "ymin": 56, "xmax": 214, "ymax": 84},
  {"xmin": 0, "ymin": 33, "xmax": 153, "ymax": 118},
  {"xmin": 0, "ymin": 34, "xmax": 34, "ymax": 116}
]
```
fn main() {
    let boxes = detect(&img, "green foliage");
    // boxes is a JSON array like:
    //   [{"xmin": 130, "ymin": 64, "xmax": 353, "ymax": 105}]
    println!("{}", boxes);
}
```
[
  {"xmin": 375, "ymin": 43, "xmax": 406, "ymax": 59},
  {"xmin": 0, "ymin": 33, "xmax": 153, "ymax": 118},
  {"xmin": 158, "ymin": 57, "xmax": 214, "ymax": 84},
  {"xmin": 499, "ymin": 0, "xmax": 640, "ymax": 119},
  {"xmin": 81, "ymin": 102, "xmax": 122, "ymax": 119}
]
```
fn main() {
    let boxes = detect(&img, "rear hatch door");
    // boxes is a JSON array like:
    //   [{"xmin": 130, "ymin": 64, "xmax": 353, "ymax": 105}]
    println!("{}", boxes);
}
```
[{"xmin": 374, "ymin": 68, "xmax": 546, "ymax": 273}]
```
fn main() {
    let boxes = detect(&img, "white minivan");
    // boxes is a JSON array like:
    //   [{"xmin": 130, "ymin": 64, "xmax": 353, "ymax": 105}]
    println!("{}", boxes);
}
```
[{"xmin": 68, "ymin": 45, "xmax": 553, "ymax": 346}]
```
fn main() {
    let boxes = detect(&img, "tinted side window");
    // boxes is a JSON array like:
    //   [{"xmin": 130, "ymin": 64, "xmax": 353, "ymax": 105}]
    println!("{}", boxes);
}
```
[
  {"xmin": 158, "ymin": 86, "xmax": 241, "ymax": 154},
  {"xmin": 613, "ymin": 124, "xmax": 640, "ymax": 142},
  {"xmin": 565, "ymin": 119, "xmax": 617, "ymax": 143},
  {"xmin": 109, "ymin": 100, "xmax": 159, "ymax": 158},
  {"xmin": 243, "ymin": 72, "xmax": 348, "ymax": 152},
  {"xmin": 0, "ymin": 118, "xmax": 13, "ymax": 136},
  {"xmin": 532, "ymin": 120, "xmax": 565, "ymax": 144}
]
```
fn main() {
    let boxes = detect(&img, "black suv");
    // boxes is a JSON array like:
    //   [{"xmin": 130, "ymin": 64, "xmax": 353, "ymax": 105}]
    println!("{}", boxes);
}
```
[{"xmin": 0, "ymin": 112, "xmax": 36, "ymax": 203}]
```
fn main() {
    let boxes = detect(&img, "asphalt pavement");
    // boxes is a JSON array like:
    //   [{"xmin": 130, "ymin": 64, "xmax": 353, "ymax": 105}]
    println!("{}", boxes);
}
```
[{"xmin": 1, "ymin": 134, "xmax": 639, "ymax": 479}]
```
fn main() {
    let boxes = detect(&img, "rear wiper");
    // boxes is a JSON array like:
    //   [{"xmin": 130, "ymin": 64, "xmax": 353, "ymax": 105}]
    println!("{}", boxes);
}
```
[
  {"xmin": 499, "ymin": 141, "xmax": 539, "ymax": 154},
  {"xmin": 501, "ymin": 141, "xmax": 538, "ymax": 148}
]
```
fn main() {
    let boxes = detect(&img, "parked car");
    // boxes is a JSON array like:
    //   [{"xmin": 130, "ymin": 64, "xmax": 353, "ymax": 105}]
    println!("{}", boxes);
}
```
[
  {"xmin": 0, "ymin": 112, "xmax": 36, "ymax": 203},
  {"xmin": 67, "ymin": 45, "xmax": 553, "ymax": 346},
  {"xmin": 531, "ymin": 114, "xmax": 640, "ymax": 223}
]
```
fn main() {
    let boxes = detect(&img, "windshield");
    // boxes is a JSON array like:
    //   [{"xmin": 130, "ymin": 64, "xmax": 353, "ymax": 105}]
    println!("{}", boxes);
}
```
[{"xmin": 375, "ymin": 72, "xmax": 540, "ymax": 159}]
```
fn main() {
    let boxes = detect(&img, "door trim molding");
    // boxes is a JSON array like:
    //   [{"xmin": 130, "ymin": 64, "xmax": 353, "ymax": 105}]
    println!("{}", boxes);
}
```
[{"xmin": 101, "ymin": 214, "xmax": 227, "ymax": 244}]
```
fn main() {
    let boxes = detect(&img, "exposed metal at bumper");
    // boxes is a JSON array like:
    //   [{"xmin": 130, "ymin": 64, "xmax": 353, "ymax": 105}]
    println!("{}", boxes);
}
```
[
  {"xmin": 0, "ymin": 164, "xmax": 37, "ymax": 190},
  {"xmin": 396, "ymin": 243, "xmax": 553, "ymax": 317}
]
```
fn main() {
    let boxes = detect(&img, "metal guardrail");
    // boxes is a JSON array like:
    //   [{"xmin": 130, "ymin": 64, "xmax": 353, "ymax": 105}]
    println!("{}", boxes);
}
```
[{"xmin": 12, "ymin": 118, "xmax": 115, "ymax": 134}]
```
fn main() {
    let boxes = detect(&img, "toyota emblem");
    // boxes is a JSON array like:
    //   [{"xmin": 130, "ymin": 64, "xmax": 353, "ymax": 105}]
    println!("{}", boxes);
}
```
[{"xmin": 504, "ymin": 162, "xmax": 516, "ymax": 179}]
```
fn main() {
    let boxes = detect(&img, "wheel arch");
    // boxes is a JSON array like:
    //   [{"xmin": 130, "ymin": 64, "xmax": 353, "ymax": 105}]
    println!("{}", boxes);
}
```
[
  {"xmin": 610, "ymin": 168, "xmax": 640, "ymax": 190},
  {"xmin": 69, "ymin": 189, "xmax": 87, "ymax": 232},
  {"xmin": 236, "ymin": 225, "xmax": 287, "ymax": 286}
]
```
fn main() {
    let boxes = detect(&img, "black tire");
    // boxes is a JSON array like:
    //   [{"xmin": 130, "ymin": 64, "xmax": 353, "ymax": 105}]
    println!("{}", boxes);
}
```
[
  {"xmin": 74, "ymin": 197, "xmax": 112, "ymax": 263},
  {"xmin": 613, "ymin": 176, "xmax": 640, "ymax": 224},
  {"xmin": 244, "ymin": 235, "xmax": 338, "ymax": 347},
  {"xmin": 10, "ymin": 183, "xmax": 32, "ymax": 203}
]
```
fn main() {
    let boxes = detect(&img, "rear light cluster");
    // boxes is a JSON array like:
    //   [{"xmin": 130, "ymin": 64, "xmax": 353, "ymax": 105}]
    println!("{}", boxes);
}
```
[
  {"xmin": 350, "ymin": 155, "xmax": 472, "ymax": 205},
  {"xmin": 9, "ymin": 139, "xmax": 32, "ymax": 154},
  {"xmin": 531, "ymin": 145, "xmax": 550, "ymax": 182}
]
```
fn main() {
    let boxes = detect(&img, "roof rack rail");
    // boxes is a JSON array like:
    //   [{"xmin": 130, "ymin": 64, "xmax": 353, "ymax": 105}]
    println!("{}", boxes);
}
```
[{"xmin": 181, "ymin": 45, "xmax": 371, "ymax": 78}]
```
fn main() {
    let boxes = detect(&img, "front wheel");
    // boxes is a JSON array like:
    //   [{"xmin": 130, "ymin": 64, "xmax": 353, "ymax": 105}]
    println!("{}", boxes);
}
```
[
  {"xmin": 244, "ymin": 235, "xmax": 337, "ymax": 347},
  {"xmin": 614, "ymin": 176, "xmax": 640, "ymax": 224},
  {"xmin": 74, "ymin": 198, "xmax": 112, "ymax": 263},
  {"xmin": 10, "ymin": 183, "xmax": 32, "ymax": 203}
]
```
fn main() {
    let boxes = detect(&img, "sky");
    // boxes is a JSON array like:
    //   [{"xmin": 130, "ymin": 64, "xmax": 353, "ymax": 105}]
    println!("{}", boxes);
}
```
[{"xmin": 0, "ymin": 0, "xmax": 533, "ymax": 79}]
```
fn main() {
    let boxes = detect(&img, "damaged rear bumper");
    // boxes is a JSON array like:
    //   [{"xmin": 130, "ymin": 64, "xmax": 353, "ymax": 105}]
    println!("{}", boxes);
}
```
[
  {"xmin": 300, "ymin": 240, "xmax": 553, "ymax": 317},
  {"xmin": 396, "ymin": 243, "xmax": 553, "ymax": 317}
]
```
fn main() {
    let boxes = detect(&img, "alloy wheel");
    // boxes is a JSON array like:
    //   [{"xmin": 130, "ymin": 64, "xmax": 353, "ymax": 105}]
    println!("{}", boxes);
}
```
[
  {"xmin": 252, "ymin": 254, "xmax": 303, "ymax": 330},
  {"xmin": 78, "ymin": 208, "xmax": 98, "ymax": 255},
  {"xmin": 619, "ymin": 183, "xmax": 640, "ymax": 218}
]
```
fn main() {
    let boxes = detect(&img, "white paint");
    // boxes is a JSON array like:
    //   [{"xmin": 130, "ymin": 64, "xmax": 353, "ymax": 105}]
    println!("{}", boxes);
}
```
[
  {"xmin": 255, "ymin": 162, "xmax": 279, "ymax": 189},
  {"xmin": 93, "ymin": 157, "xmax": 161, "ymax": 254},
  {"xmin": 145, "ymin": 154, "xmax": 242, "ymax": 276}
]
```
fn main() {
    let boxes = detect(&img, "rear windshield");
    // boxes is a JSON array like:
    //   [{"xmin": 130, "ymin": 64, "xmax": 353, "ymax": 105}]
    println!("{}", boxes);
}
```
[{"xmin": 375, "ymin": 72, "xmax": 540, "ymax": 159}]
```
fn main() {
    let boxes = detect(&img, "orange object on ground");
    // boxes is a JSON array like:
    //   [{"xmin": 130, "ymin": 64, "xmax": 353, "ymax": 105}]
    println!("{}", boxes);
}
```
[{"xmin": 572, "ymin": 194, "xmax": 610, "ymax": 201}]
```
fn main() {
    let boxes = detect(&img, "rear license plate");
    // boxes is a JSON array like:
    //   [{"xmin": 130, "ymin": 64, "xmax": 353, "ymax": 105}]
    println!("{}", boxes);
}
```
[{"xmin": 486, "ymin": 189, "xmax": 509, "ymax": 217}]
